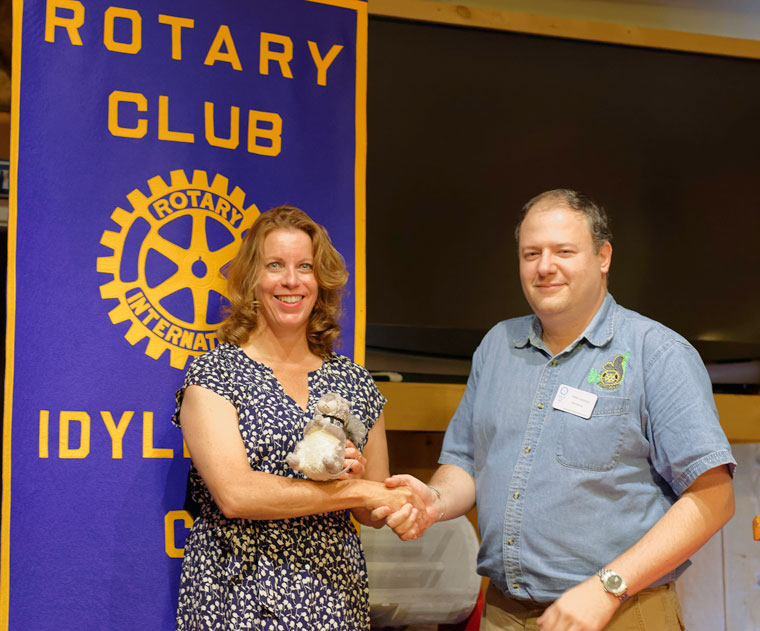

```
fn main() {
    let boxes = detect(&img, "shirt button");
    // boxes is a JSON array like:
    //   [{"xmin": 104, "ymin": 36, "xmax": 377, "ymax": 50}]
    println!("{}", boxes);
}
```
[
  {"xmin": 513, "ymin": 582, "xmax": 520, "ymax": 590},
  {"xmin": 513, "ymin": 492, "xmax": 520, "ymax": 500},
  {"xmin": 552, "ymin": 360, "xmax": 558, "ymax": 367},
  {"xmin": 508, "ymin": 538, "xmax": 514, "ymax": 546},
  {"xmin": 525, "ymin": 446, "xmax": 531, "ymax": 453},
  {"xmin": 537, "ymin": 403, "xmax": 544, "ymax": 409}
]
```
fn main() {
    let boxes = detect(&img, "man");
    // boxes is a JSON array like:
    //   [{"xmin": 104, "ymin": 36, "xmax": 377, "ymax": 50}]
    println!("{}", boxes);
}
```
[{"xmin": 377, "ymin": 189, "xmax": 735, "ymax": 631}]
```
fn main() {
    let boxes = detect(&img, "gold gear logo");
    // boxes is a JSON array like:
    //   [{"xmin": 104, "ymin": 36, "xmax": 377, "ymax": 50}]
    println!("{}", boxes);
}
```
[{"xmin": 97, "ymin": 169, "xmax": 259, "ymax": 369}]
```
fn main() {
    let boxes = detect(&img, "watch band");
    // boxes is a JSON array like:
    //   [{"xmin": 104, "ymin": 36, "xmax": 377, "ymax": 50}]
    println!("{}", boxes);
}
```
[
  {"xmin": 597, "ymin": 568, "xmax": 629, "ymax": 602},
  {"xmin": 427, "ymin": 485, "xmax": 446, "ymax": 520}
]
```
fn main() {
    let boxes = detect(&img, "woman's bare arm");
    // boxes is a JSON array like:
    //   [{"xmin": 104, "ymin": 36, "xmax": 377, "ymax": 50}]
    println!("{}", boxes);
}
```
[{"xmin": 180, "ymin": 386, "xmax": 420, "ymax": 520}]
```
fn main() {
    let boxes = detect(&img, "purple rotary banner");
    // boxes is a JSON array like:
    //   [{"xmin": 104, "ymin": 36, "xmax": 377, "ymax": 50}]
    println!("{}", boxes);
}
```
[{"xmin": 2, "ymin": 0, "xmax": 367, "ymax": 629}]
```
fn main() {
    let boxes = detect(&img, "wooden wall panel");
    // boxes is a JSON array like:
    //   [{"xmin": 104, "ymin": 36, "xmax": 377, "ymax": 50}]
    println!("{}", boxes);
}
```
[{"xmin": 368, "ymin": 0, "xmax": 760, "ymax": 60}]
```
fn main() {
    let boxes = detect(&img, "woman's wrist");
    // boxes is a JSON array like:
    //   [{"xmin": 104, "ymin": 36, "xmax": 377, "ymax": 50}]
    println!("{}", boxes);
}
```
[
  {"xmin": 350, "ymin": 478, "xmax": 378, "ymax": 510},
  {"xmin": 327, "ymin": 477, "xmax": 370, "ymax": 511}
]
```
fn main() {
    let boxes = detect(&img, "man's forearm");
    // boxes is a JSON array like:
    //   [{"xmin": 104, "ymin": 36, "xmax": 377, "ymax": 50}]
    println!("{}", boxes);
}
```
[
  {"xmin": 536, "ymin": 465, "xmax": 735, "ymax": 631},
  {"xmin": 428, "ymin": 463, "xmax": 477, "ymax": 521},
  {"xmin": 604, "ymin": 464, "xmax": 734, "ymax": 595},
  {"xmin": 380, "ymin": 464, "xmax": 477, "ymax": 540}
]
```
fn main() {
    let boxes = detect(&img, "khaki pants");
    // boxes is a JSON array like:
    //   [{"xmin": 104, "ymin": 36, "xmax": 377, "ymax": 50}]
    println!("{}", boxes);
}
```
[{"xmin": 482, "ymin": 581, "xmax": 685, "ymax": 631}]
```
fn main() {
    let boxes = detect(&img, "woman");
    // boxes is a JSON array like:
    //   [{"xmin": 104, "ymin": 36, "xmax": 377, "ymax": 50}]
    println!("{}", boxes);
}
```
[{"xmin": 173, "ymin": 205, "xmax": 420, "ymax": 630}]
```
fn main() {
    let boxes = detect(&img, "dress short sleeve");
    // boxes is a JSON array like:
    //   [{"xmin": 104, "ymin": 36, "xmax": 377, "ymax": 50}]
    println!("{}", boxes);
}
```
[{"xmin": 172, "ymin": 346, "xmax": 237, "ymax": 428}]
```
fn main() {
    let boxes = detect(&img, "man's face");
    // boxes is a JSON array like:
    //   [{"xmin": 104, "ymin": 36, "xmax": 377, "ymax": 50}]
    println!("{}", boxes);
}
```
[{"xmin": 518, "ymin": 202, "xmax": 611, "ymax": 327}]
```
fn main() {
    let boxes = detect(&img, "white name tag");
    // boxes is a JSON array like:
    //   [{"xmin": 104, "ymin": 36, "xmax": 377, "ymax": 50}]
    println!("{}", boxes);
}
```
[{"xmin": 552, "ymin": 384, "xmax": 598, "ymax": 419}]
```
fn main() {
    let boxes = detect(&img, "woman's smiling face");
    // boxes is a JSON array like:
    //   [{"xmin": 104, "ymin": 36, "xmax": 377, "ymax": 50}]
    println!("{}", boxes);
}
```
[{"xmin": 255, "ymin": 228, "xmax": 318, "ymax": 335}]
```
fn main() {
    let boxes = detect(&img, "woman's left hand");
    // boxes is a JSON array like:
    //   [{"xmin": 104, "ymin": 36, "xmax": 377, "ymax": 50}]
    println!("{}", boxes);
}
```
[{"xmin": 336, "ymin": 440, "xmax": 366, "ymax": 479}]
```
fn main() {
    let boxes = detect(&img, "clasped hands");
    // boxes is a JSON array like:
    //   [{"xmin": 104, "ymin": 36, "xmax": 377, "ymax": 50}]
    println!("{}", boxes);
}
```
[
  {"xmin": 370, "ymin": 474, "xmax": 442, "ymax": 540},
  {"xmin": 336, "ymin": 444, "xmax": 439, "ymax": 538}
]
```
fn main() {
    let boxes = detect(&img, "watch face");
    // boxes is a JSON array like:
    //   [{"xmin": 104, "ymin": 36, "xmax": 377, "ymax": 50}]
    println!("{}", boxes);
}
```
[{"xmin": 605, "ymin": 574, "xmax": 623, "ymax": 591}]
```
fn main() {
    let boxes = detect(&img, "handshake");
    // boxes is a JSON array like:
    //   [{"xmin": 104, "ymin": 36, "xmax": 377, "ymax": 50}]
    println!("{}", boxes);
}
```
[{"xmin": 362, "ymin": 474, "xmax": 446, "ymax": 541}]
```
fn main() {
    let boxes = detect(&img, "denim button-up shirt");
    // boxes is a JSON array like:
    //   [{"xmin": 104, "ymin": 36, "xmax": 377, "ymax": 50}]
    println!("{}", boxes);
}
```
[{"xmin": 440, "ymin": 293, "xmax": 735, "ymax": 602}]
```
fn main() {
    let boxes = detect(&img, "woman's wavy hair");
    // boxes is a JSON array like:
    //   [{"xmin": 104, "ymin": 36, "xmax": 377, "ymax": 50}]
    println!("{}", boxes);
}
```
[{"xmin": 217, "ymin": 205, "xmax": 348, "ymax": 357}]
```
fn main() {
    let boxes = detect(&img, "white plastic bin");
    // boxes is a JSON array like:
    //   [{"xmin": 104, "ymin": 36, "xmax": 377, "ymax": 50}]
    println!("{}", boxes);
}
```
[{"xmin": 361, "ymin": 515, "xmax": 481, "ymax": 628}]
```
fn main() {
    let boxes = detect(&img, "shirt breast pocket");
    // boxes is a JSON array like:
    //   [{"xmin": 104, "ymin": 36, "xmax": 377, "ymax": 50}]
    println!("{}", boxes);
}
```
[{"xmin": 555, "ymin": 396, "xmax": 631, "ymax": 471}]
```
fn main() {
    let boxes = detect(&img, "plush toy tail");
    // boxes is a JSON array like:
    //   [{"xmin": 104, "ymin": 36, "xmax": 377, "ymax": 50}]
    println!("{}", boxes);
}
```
[{"xmin": 344, "ymin": 415, "xmax": 367, "ymax": 446}]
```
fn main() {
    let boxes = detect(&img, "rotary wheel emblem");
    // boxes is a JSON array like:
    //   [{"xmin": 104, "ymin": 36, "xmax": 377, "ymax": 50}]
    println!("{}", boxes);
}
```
[
  {"xmin": 596, "ymin": 354, "xmax": 627, "ymax": 391},
  {"xmin": 97, "ymin": 169, "xmax": 259, "ymax": 369}
]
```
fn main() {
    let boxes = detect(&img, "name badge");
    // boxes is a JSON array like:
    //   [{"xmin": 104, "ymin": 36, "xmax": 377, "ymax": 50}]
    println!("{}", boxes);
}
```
[{"xmin": 552, "ymin": 384, "xmax": 598, "ymax": 419}]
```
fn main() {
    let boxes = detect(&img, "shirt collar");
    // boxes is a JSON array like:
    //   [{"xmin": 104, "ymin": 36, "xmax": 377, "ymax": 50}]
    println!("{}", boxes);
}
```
[
  {"xmin": 512, "ymin": 293, "xmax": 617, "ymax": 350},
  {"xmin": 582, "ymin": 292, "xmax": 616, "ymax": 347}
]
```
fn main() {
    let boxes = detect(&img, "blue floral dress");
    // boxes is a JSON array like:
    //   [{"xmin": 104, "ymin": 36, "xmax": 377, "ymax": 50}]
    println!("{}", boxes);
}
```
[{"xmin": 172, "ymin": 343, "xmax": 386, "ymax": 631}]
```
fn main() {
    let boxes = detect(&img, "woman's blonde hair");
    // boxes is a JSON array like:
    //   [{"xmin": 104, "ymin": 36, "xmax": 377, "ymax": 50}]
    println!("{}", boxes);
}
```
[{"xmin": 217, "ymin": 205, "xmax": 348, "ymax": 357}]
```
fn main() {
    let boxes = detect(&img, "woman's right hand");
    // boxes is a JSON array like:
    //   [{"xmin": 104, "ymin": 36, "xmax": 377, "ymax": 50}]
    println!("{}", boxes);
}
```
[
  {"xmin": 363, "ymin": 480, "xmax": 425, "ymax": 515},
  {"xmin": 335, "ymin": 440, "xmax": 367, "ymax": 480}
]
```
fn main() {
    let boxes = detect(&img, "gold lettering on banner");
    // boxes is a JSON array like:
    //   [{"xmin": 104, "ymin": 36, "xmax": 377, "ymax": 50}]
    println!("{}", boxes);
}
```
[
  {"xmin": 158, "ymin": 14, "xmax": 194, "ymax": 61},
  {"xmin": 43, "ymin": 5, "xmax": 345, "ymax": 88},
  {"xmin": 204, "ymin": 25, "xmax": 242, "ymax": 70},
  {"xmin": 59, "ymin": 411, "xmax": 91, "ymax": 459},
  {"xmin": 142, "ymin": 411, "xmax": 173, "ymax": 458},
  {"xmin": 39, "ymin": 410, "xmax": 50, "ymax": 458},
  {"xmin": 248, "ymin": 110, "xmax": 282, "ymax": 157},
  {"xmin": 108, "ymin": 90, "xmax": 148, "ymax": 138},
  {"xmin": 101, "ymin": 411, "xmax": 134, "ymax": 459},
  {"xmin": 165, "ymin": 324, "xmax": 183, "ymax": 346},
  {"xmin": 44, "ymin": 6, "xmax": 349, "ymax": 158},
  {"xmin": 107, "ymin": 91, "xmax": 282, "ymax": 154},
  {"xmin": 158, "ymin": 95, "xmax": 195, "ymax": 143},
  {"xmin": 36, "ymin": 409, "xmax": 191, "ymax": 459},
  {"xmin": 205, "ymin": 101, "xmax": 240, "ymax": 150},
  {"xmin": 307, "ymin": 41, "xmax": 343, "ymax": 87},
  {"xmin": 260, "ymin": 33, "xmax": 294, "ymax": 79},
  {"xmin": 152, "ymin": 317, "xmax": 171, "ymax": 337},
  {"xmin": 103, "ymin": 7, "xmax": 142, "ymax": 54},
  {"xmin": 164, "ymin": 510, "xmax": 193, "ymax": 558},
  {"xmin": 45, "ymin": 0, "xmax": 84, "ymax": 45},
  {"xmin": 191, "ymin": 333, "xmax": 208, "ymax": 351}
]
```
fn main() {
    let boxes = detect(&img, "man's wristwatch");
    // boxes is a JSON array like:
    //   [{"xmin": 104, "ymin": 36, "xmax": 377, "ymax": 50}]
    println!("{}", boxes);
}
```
[{"xmin": 597, "ymin": 568, "xmax": 629, "ymax": 601}]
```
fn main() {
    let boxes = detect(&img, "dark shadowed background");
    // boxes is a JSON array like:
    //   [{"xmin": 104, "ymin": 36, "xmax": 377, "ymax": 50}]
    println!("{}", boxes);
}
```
[{"xmin": 365, "ymin": 16, "xmax": 760, "ymax": 384}]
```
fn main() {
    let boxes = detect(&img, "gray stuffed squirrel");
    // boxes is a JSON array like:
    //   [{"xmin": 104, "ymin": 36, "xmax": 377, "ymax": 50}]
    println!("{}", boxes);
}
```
[{"xmin": 286, "ymin": 392, "xmax": 367, "ymax": 481}]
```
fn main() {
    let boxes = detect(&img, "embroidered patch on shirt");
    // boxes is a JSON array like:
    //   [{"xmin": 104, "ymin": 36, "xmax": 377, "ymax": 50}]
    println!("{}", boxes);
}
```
[{"xmin": 588, "ymin": 353, "xmax": 629, "ymax": 391}]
